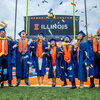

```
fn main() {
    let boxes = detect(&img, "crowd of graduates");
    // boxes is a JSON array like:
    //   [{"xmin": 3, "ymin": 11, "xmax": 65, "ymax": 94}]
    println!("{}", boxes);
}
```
[{"xmin": 0, "ymin": 22, "xmax": 100, "ymax": 89}]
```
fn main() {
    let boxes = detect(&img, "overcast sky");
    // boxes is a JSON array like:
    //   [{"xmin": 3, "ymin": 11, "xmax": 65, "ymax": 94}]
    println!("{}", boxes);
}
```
[{"xmin": 0, "ymin": 0, "xmax": 100, "ymax": 39}]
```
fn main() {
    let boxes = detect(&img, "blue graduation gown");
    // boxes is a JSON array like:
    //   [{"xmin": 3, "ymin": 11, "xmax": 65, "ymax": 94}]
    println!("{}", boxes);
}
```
[
  {"xmin": 85, "ymin": 40, "xmax": 95, "ymax": 77},
  {"xmin": 60, "ymin": 59, "xmax": 68, "ymax": 81},
  {"xmin": 48, "ymin": 47, "xmax": 61, "ymax": 78},
  {"xmin": 94, "ymin": 42, "xmax": 100, "ymax": 78},
  {"xmin": 61, "ymin": 45, "xmax": 78, "ymax": 82},
  {"xmin": 72, "ymin": 46, "xmax": 79, "ymax": 78},
  {"xmin": 0, "ymin": 39, "xmax": 13, "ymax": 81},
  {"xmin": 78, "ymin": 41, "xmax": 88, "ymax": 82},
  {"xmin": 33, "ymin": 40, "xmax": 48, "ymax": 76},
  {"xmin": 95, "ymin": 53, "xmax": 100, "ymax": 78},
  {"xmin": 14, "ymin": 39, "xmax": 32, "ymax": 79}
]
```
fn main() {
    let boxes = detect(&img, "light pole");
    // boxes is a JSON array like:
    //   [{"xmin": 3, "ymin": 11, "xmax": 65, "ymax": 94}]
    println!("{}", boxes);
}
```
[
  {"xmin": 84, "ymin": 0, "xmax": 88, "ymax": 34},
  {"xmin": 26, "ymin": 0, "xmax": 29, "ymax": 34}
]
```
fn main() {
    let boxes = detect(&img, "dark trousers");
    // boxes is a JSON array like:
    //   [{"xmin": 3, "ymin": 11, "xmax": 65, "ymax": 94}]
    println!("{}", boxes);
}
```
[
  {"xmin": 71, "ymin": 80, "xmax": 76, "ymax": 87},
  {"xmin": 96, "ymin": 54, "xmax": 100, "ymax": 78},
  {"xmin": 1, "ymin": 56, "xmax": 8, "ymax": 81},
  {"xmin": 90, "ymin": 78, "xmax": 94, "ymax": 85},
  {"xmin": 16, "ymin": 78, "xmax": 29, "ymax": 84}
]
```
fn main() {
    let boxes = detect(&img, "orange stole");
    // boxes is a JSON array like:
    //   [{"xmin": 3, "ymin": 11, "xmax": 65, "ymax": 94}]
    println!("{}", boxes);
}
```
[
  {"xmin": 63, "ymin": 44, "xmax": 72, "ymax": 63},
  {"xmin": 93, "ymin": 38, "xmax": 100, "ymax": 54},
  {"xmin": 98, "ymin": 40, "xmax": 100, "ymax": 54},
  {"xmin": 36, "ymin": 41, "xmax": 43, "ymax": 58},
  {"xmin": 18, "ymin": 38, "xmax": 28, "ymax": 53},
  {"xmin": 0, "ymin": 39, "xmax": 8, "ymax": 56},
  {"xmin": 51, "ymin": 46, "xmax": 56, "ymax": 66}
]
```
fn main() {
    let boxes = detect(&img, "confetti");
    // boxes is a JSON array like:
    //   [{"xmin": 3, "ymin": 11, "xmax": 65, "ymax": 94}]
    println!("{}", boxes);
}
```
[
  {"xmin": 71, "ymin": 2, "xmax": 76, "ymax": 6},
  {"xmin": 48, "ymin": 8, "xmax": 53, "ymax": 13},
  {"xmin": 42, "ymin": 0, "xmax": 48, "ymax": 3},
  {"xmin": 59, "ymin": 1, "xmax": 63, "ymax": 5},
  {"xmin": 62, "ymin": 19, "xmax": 65, "ymax": 23}
]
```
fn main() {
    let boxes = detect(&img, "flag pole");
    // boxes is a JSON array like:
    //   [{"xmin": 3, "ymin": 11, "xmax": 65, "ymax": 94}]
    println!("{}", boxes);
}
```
[
  {"xmin": 26, "ymin": 0, "xmax": 29, "ymax": 34},
  {"xmin": 72, "ymin": 0, "xmax": 76, "ymax": 42},
  {"xmin": 14, "ymin": 0, "xmax": 18, "ymax": 40}
]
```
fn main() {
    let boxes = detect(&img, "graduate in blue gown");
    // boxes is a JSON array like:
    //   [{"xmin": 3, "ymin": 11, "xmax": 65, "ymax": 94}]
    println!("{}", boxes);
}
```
[
  {"xmin": 13, "ymin": 30, "xmax": 32, "ymax": 86},
  {"xmin": 57, "ymin": 39, "xmax": 68, "ymax": 86},
  {"xmin": 0, "ymin": 23, "xmax": 13, "ymax": 88},
  {"xmin": 84, "ymin": 35, "xmax": 95, "ymax": 88},
  {"xmin": 48, "ymin": 39, "xmax": 61, "ymax": 87},
  {"xmin": 32, "ymin": 33, "xmax": 48, "ymax": 85},
  {"xmin": 75, "ymin": 31, "xmax": 88, "ymax": 88},
  {"xmin": 61, "ymin": 35, "xmax": 77, "ymax": 89},
  {"xmin": 93, "ymin": 28, "xmax": 100, "ymax": 87}
]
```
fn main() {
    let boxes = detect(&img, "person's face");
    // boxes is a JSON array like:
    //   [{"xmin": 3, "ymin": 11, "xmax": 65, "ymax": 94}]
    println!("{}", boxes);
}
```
[
  {"xmin": 50, "ymin": 41, "xmax": 56, "ymax": 47},
  {"xmin": 38, "ymin": 35, "xmax": 43, "ymax": 40},
  {"xmin": 88, "ymin": 35, "xmax": 93, "ymax": 41},
  {"xmin": 57, "ymin": 41, "xmax": 62, "ymax": 47},
  {"xmin": 64, "ymin": 37, "xmax": 70, "ymax": 43},
  {"xmin": 97, "ymin": 30, "xmax": 100, "ymax": 36},
  {"xmin": 77, "ymin": 34, "xmax": 83, "ymax": 40},
  {"xmin": 20, "ymin": 32, "xmax": 26, "ymax": 38},
  {"xmin": 0, "ymin": 31, "xmax": 6, "ymax": 38}
]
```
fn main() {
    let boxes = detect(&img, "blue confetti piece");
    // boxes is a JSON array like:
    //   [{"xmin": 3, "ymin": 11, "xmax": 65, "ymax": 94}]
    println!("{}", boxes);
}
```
[
  {"xmin": 48, "ymin": 8, "xmax": 53, "ymax": 13},
  {"xmin": 59, "ymin": 1, "xmax": 63, "ymax": 5}
]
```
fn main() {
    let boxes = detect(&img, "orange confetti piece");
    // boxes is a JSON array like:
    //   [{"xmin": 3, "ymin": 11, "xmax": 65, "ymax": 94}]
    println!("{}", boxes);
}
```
[{"xmin": 71, "ymin": 2, "xmax": 76, "ymax": 6}]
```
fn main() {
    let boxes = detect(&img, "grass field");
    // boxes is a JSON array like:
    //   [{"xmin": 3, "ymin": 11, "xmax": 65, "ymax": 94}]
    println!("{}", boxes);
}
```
[{"xmin": 0, "ymin": 86, "xmax": 100, "ymax": 100}]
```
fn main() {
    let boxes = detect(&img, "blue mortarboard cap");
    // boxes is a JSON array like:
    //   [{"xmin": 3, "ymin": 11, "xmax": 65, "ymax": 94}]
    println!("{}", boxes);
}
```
[
  {"xmin": 18, "ymin": 30, "xmax": 26, "ymax": 36},
  {"xmin": 0, "ymin": 24, "xmax": 7, "ymax": 32},
  {"xmin": 77, "ymin": 31, "xmax": 86, "ymax": 37},
  {"xmin": 49, "ymin": 38, "xmax": 56, "ymax": 42},
  {"xmin": 0, "ymin": 28, "xmax": 6, "ymax": 32},
  {"xmin": 64, "ymin": 35, "xmax": 72, "ymax": 41},
  {"xmin": 0, "ymin": 21, "xmax": 8, "ymax": 32},
  {"xmin": 38, "ymin": 33, "xmax": 45, "ymax": 37}
]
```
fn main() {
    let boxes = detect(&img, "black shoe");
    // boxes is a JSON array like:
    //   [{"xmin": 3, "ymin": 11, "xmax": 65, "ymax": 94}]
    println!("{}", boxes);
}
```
[
  {"xmin": 52, "ymin": 85, "xmax": 55, "ymax": 87},
  {"xmin": 9, "ymin": 84, "xmax": 13, "ymax": 87},
  {"xmin": 15, "ymin": 83, "xmax": 20, "ymax": 87},
  {"xmin": 26, "ymin": 83, "xmax": 30, "ymax": 86},
  {"xmin": 62, "ymin": 84, "xmax": 67, "ymax": 87},
  {"xmin": 89, "ymin": 84, "xmax": 95, "ymax": 88},
  {"xmin": 70, "ymin": 86, "xmax": 77, "ymax": 89},
  {"xmin": 1, "ymin": 83, "xmax": 4, "ymax": 88}
]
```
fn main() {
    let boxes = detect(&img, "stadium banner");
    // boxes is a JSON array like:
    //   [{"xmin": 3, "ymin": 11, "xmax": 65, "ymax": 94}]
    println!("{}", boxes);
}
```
[{"xmin": 24, "ymin": 15, "xmax": 79, "ymax": 36}]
